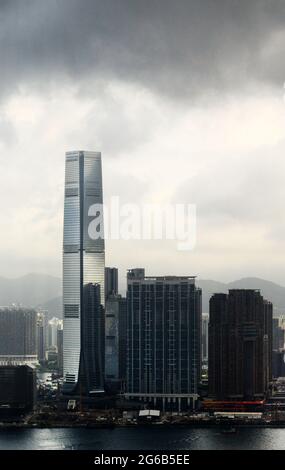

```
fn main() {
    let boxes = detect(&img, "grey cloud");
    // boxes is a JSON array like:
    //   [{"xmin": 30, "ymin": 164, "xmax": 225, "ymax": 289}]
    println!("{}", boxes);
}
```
[
  {"xmin": 0, "ymin": 115, "xmax": 16, "ymax": 146},
  {"xmin": 65, "ymin": 90, "xmax": 159, "ymax": 157},
  {"xmin": 1, "ymin": 0, "xmax": 285, "ymax": 101},
  {"xmin": 173, "ymin": 142, "xmax": 285, "ymax": 227}
]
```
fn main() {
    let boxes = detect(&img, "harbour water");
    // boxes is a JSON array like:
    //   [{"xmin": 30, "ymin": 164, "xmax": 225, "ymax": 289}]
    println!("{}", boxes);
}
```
[{"xmin": 0, "ymin": 426, "xmax": 285, "ymax": 450}]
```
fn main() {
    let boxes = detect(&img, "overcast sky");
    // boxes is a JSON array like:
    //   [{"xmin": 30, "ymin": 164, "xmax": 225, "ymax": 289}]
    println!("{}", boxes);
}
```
[{"xmin": 1, "ymin": 0, "xmax": 285, "ymax": 287}]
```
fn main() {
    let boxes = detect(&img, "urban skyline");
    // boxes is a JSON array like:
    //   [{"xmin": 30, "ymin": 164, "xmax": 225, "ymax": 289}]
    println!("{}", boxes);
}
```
[
  {"xmin": 59, "ymin": 148, "xmax": 275, "ymax": 410},
  {"xmin": 1, "ymin": 0, "xmax": 285, "ymax": 457}
]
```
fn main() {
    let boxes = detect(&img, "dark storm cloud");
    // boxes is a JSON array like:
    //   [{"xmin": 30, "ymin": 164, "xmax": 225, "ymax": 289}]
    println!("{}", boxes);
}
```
[{"xmin": 1, "ymin": 0, "xmax": 285, "ymax": 100}]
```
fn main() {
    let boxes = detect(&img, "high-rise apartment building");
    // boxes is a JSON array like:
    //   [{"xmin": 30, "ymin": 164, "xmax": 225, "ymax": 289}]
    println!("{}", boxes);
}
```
[
  {"xmin": 36, "ymin": 312, "xmax": 46, "ymax": 363},
  {"xmin": 126, "ymin": 270, "xmax": 202, "ymax": 411},
  {"xmin": 63, "ymin": 150, "xmax": 105, "ymax": 394},
  {"xmin": 105, "ymin": 294, "xmax": 127, "ymax": 389},
  {"xmin": 48, "ymin": 317, "xmax": 63, "ymax": 349},
  {"xmin": 208, "ymin": 289, "xmax": 272, "ymax": 401},
  {"xmin": 202, "ymin": 313, "xmax": 209, "ymax": 364},
  {"xmin": 0, "ymin": 308, "xmax": 37, "ymax": 365},
  {"xmin": 57, "ymin": 327, "xmax": 63, "ymax": 376},
  {"xmin": 272, "ymin": 350, "xmax": 285, "ymax": 379},
  {"xmin": 273, "ymin": 318, "xmax": 285, "ymax": 351}
]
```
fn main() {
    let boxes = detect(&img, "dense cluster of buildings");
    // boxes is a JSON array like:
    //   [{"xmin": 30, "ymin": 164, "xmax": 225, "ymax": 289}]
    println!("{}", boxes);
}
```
[
  {"xmin": 59, "ymin": 150, "xmax": 277, "ymax": 411},
  {"xmin": 0, "ymin": 150, "xmax": 284, "ymax": 415},
  {"xmin": 0, "ymin": 308, "xmax": 63, "ymax": 369}
]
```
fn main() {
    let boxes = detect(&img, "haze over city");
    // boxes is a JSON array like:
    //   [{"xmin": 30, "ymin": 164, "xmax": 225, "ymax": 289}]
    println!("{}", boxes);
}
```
[{"xmin": 1, "ymin": 0, "xmax": 285, "ymax": 286}]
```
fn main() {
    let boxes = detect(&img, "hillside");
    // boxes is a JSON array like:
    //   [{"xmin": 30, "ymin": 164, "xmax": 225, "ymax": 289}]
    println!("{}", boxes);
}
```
[
  {"xmin": 197, "ymin": 277, "xmax": 285, "ymax": 315},
  {"xmin": 0, "ymin": 274, "xmax": 284, "ymax": 318}
]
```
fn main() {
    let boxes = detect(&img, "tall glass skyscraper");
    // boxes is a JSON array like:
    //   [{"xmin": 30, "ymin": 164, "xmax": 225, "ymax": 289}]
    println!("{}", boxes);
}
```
[{"xmin": 63, "ymin": 151, "xmax": 105, "ymax": 394}]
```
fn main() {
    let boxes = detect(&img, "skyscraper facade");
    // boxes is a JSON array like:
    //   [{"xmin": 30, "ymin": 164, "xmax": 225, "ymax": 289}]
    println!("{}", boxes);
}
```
[
  {"xmin": 63, "ymin": 150, "xmax": 105, "ymax": 394},
  {"xmin": 0, "ymin": 308, "xmax": 37, "ymax": 365},
  {"xmin": 272, "ymin": 318, "xmax": 285, "ymax": 379},
  {"xmin": 105, "ymin": 294, "xmax": 127, "ymax": 389},
  {"xmin": 36, "ymin": 312, "xmax": 46, "ymax": 363},
  {"xmin": 57, "ymin": 327, "xmax": 63, "ymax": 376},
  {"xmin": 105, "ymin": 267, "xmax": 119, "ymax": 299},
  {"xmin": 272, "ymin": 318, "xmax": 285, "ymax": 350},
  {"xmin": 78, "ymin": 283, "xmax": 105, "ymax": 394},
  {"xmin": 126, "ymin": 271, "xmax": 202, "ymax": 411},
  {"xmin": 208, "ymin": 289, "xmax": 272, "ymax": 401},
  {"xmin": 48, "ymin": 317, "xmax": 63, "ymax": 349},
  {"xmin": 202, "ymin": 312, "xmax": 209, "ymax": 364}
]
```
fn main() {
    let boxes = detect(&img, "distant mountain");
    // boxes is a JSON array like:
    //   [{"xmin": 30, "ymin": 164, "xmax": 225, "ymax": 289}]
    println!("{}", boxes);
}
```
[
  {"xmin": 0, "ymin": 273, "xmax": 61, "ymax": 319},
  {"xmin": 41, "ymin": 296, "xmax": 62, "ymax": 319},
  {"xmin": 0, "ymin": 274, "xmax": 284, "ymax": 318},
  {"xmin": 196, "ymin": 279, "xmax": 228, "ymax": 312},
  {"xmin": 197, "ymin": 277, "xmax": 285, "ymax": 315}
]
